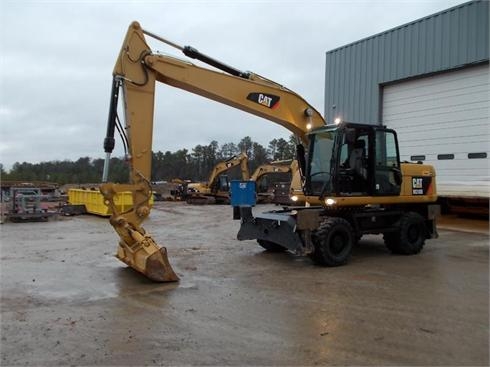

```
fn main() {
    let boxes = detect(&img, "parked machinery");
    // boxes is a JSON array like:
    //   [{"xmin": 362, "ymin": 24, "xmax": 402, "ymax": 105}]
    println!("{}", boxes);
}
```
[
  {"xmin": 168, "ymin": 178, "xmax": 189, "ymax": 201},
  {"xmin": 251, "ymin": 160, "xmax": 295, "ymax": 203},
  {"xmin": 186, "ymin": 152, "xmax": 250, "ymax": 204},
  {"xmin": 3, "ymin": 187, "xmax": 57, "ymax": 222},
  {"xmin": 100, "ymin": 22, "xmax": 439, "ymax": 282}
]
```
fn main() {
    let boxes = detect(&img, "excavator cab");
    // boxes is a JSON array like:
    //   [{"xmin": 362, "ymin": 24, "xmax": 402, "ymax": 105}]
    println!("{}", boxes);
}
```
[
  {"xmin": 215, "ymin": 175, "xmax": 230, "ymax": 193},
  {"xmin": 305, "ymin": 122, "xmax": 402, "ymax": 198}
]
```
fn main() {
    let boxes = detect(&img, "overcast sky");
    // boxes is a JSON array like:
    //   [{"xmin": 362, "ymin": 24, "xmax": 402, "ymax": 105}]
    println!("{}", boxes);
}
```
[{"xmin": 0, "ymin": 0, "xmax": 467, "ymax": 170}]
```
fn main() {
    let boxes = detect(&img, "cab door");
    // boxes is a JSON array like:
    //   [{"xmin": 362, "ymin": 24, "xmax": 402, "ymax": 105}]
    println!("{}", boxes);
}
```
[
  {"xmin": 336, "ymin": 126, "xmax": 372, "ymax": 196},
  {"xmin": 374, "ymin": 129, "xmax": 402, "ymax": 196}
]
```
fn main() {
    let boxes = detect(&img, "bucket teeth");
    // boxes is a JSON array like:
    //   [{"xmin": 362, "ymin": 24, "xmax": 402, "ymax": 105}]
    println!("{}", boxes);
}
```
[{"xmin": 145, "ymin": 247, "xmax": 179, "ymax": 282}]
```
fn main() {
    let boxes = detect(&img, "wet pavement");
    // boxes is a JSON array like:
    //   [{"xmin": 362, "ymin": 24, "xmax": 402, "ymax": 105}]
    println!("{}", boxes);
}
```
[{"xmin": 1, "ymin": 202, "xmax": 488, "ymax": 366}]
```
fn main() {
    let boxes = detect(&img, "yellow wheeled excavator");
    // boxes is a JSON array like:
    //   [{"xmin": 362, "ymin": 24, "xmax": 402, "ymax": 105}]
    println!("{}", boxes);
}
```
[
  {"xmin": 186, "ymin": 152, "xmax": 249, "ymax": 204},
  {"xmin": 100, "ymin": 22, "xmax": 439, "ymax": 282}
]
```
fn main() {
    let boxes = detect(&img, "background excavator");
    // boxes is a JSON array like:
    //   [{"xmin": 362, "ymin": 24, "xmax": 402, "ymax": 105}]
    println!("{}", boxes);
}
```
[
  {"xmin": 250, "ymin": 160, "xmax": 296, "ymax": 203},
  {"xmin": 250, "ymin": 160, "xmax": 295, "ymax": 182},
  {"xmin": 289, "ymin": 165, "xmax": 306, "ymax": 205},
  {"xmin": 186, "ymin": 152, "xmax": 249, "ymax": 204},
  {"xmin": 168, "ymin": 178, "xmax": 189, "ymax": 201},
  {"xmin": 101, "ymin": 22, "xmax": 439, "ymax": 282}
]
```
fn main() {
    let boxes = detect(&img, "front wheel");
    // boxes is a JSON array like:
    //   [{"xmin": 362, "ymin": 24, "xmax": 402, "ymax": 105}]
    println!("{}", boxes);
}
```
[
  {"xmin": 310, "ymin": 217, "xmax": 354, "ymax": 266},
  {"xmin": 384, "ymin": 212, "xmax": 426, "ymax": 255}
]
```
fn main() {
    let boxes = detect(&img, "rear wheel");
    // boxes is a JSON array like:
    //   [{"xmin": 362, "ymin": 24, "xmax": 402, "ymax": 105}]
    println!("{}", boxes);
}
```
[
  {"xmin": 310, "ymin": 217, "xmax": 354, "ymax": 266},
  {"xmin": 384, "ymin": 212, "xmax": 426, "ymax": 255},
  {"xmin": 257, "ymin": 239, "xmax": 286, "ymax": 252}
]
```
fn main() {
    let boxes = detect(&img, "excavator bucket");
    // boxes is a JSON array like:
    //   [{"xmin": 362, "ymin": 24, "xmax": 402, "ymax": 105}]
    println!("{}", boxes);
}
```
[
  {"xmin": 115, "ymin": 228, "xmax": 179, "ymax": 282},
  {"xmin": 98, "ymin": 182, "xmax": 179, "ymax": 282}
]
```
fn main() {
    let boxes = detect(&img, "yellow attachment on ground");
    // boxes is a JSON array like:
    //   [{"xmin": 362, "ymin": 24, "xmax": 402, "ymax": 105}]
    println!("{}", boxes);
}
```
[
  {"xmin": 114, "ymin": 227, "xmax": 178, "ymax": 282},
  {"xmin": 99, "ymin": 182, "xmax": 179, "ymax": 282}
]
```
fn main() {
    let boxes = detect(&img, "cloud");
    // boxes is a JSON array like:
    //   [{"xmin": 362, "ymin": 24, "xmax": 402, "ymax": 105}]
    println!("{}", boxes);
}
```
[{"xmin": 0, "ymin": 0, "xmax": 467, "ymax": 170}]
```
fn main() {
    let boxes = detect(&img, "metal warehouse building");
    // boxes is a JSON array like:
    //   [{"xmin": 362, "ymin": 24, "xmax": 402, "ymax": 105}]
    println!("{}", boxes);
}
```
[{"xmin": 324, "ymin": 0, "xmax": 489, "ymax": 210}]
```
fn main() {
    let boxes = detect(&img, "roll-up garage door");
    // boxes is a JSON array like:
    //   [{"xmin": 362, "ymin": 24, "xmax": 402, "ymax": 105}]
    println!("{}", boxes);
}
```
[{"xmin": 382, "ymin": 64, "xmax": 489, "ymax": 199}]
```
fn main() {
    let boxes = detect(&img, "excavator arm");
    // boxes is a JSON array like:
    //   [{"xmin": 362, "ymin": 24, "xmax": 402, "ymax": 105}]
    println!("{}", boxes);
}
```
[
  {"xmin": 206, "ymin": 152, "xmax": 250, "ymax": 189},
  {"xmin": 100, "ymin": 21, "xmax": 325, "ymax": 282},
  {"xmin": 250, "ymin": 160, "xmax": 294, "ymax": 182}
]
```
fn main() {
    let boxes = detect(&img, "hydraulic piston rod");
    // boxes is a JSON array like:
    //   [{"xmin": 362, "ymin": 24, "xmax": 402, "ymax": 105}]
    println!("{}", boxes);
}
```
[
  {"xmin": 102, "ymin": 77, "xmax": 121, "ymax": 182},
  {"xmin": 142, "ymin": 28, "xmax": 250, "ymax": 79}
]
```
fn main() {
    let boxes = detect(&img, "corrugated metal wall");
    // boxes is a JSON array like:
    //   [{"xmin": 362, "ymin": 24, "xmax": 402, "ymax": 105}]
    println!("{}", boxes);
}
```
[{"xmin": 324, "ymin": 0, "xmax": 489, "ymax": 124}]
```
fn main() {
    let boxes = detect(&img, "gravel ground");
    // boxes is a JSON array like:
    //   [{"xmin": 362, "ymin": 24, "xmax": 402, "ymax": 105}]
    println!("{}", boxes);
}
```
[{"xmin": 1, "ymin": 202, "xmax": 488, "ymax": 366}]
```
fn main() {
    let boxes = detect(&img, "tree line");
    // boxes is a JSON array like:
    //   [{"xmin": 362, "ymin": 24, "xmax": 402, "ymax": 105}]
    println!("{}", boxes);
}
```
[{"xmin": 1, "ymin": 136, "xmax": 296, "ymax": 185}]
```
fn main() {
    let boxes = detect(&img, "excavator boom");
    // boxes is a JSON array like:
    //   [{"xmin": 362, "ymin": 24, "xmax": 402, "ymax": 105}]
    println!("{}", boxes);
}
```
[
  {"xmin": 250, "ymin": 161, "xmax": 294, "ymax": 181},
  {"xmin": 206, "ymin": 152, "xmax": 250, "ymax": 188},
  {"xmin": 101, "ymin": 21, "xmax": 325, "ymax": 281}
]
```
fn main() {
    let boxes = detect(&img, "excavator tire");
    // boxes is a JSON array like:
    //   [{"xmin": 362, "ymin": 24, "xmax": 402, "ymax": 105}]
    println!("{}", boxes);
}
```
[
  {"xmin": 310, "ymin": 217, "xmax": 354, "ymax": 266},
  {"xmin": 383, "ymin": 212, "xmax": 426, "ymax": 255}
]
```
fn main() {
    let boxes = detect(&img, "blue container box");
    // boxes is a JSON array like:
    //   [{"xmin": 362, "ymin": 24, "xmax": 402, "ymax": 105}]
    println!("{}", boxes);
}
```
[{"xmin": 230, "ymin": 180, "xmax": 256, "ymax": 206}]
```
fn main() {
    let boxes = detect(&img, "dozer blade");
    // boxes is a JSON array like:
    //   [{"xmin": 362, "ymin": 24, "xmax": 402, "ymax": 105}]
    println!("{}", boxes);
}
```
[{"xmin": 115, "ymin": 232, "xmax": 179, "ymax": 282}]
